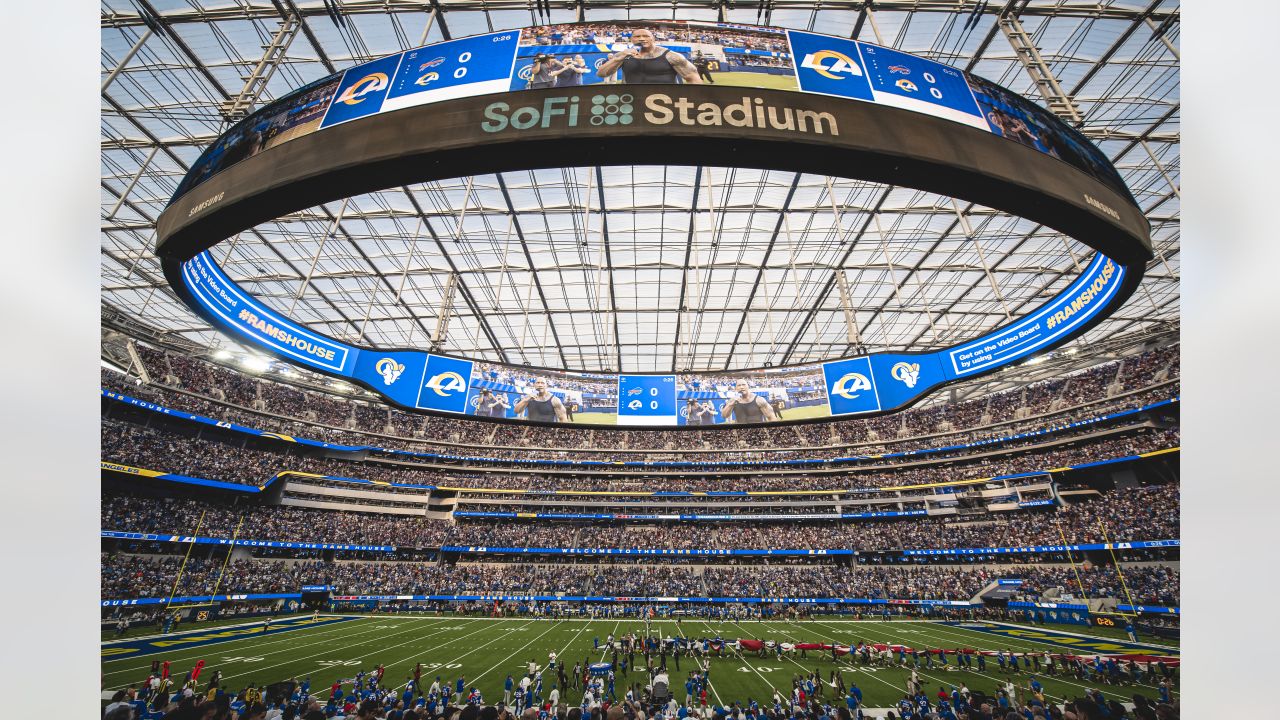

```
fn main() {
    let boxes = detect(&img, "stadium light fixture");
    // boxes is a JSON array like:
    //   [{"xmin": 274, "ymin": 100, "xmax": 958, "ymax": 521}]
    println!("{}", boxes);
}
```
[{"xmin": 241, "ymin": 355, "xmax": 271, "ymax": 373}]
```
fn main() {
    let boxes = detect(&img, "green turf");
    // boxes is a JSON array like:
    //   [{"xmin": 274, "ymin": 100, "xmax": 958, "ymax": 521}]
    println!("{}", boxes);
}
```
[
  {"xmin": 101, "ymin": 616, "xmax": 1177, "ymax": 709},
  {"xmin": 708, "ymin": 72, "xmax": 800, "ymax": 92}
]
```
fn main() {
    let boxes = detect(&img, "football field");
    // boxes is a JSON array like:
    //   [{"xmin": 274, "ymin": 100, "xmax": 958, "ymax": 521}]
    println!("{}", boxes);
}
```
[{"xmin": 101, "ymin": 615, "xmax": 1178, "ymax": 710}]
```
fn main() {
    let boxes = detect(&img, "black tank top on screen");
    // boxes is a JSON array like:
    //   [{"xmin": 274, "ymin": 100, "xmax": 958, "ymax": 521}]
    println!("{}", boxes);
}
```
[
  {"xmin": 730, "ymin": 397, "xmax": 765, "ymax": 424},
  {"xmin": 620, "ymin": 49, "xmax": 681, "ymax": 84},
  {"xmin": 527, "ymin": 395, "xmax": 558, "ymax": 422}
]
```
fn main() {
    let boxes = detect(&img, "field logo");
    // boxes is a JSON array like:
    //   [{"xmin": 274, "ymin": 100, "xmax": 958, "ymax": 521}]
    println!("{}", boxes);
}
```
[
  {"xmin": 423, "ymin": 371, "xmax": 466, "ymax": 397},
  {"xmin": 800, "ymin": 50, "xmax": 863, "ymax": 80},
  {"xmin": 336, "ymin": 72, "xmax": 390, "ymax": 105},
  {"xmin": 375, "ymin": 358, "xmax": 405, "ymax": 386},
  {"xmin": 890, "ymin": 361, "xmax": 920, "ymax": 388},
  {"xmin": 830, "ymin": 372, "xmax": 872, "ymax": 400}
]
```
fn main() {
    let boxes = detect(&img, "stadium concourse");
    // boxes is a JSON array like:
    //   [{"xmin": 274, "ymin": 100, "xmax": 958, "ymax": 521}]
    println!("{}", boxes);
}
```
[{"xmin": 100, "ymin": 1, "xmax": 1180, "ymax": 719}]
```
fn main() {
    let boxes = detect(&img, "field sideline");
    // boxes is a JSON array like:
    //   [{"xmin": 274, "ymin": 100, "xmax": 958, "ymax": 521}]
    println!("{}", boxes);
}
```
[{"xmin": 101, "ymin": 616, "xmax": 1178, "ymax": 710}]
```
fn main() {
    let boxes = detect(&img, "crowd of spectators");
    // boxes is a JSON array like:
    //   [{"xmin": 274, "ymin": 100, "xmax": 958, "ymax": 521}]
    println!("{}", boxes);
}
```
[
  {"xmin": 102, "ymin": 484, "xmax": 1176, "ymax": 556},
  {"xmin": 101, "ymin": 548, "xmax": 1179, "ymax": 604},
  {"xmin": 107, "ymin": 341, "xmax": 1179, "ymax": 459},
  {"xmin": 102, "ymin": 492, "xmax": 452, "ymax": 546},
  {"xmin": 1014, "ymin": 565, "xmax": 1180, "ymax": 606},
  {"xmin": 101, "ymin": 410, "xmax": 1179, "ymax": 492}
]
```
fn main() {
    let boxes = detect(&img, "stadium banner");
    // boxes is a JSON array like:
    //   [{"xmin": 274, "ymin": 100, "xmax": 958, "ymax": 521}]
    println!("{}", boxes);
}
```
[
  {"xmin": 327, "ymin": 594, "xmax": 973, "ymax": 605},
  {"xmin": 1008, "ymin": 601, "xmax": 1090, "ymax": 611},
  {"xmin": 901, "ymin": 539, "xmax": 1180, "ymax": 556},
  {"xmin": 102, "ymin": 389, "xmax": 366, "ymax": 452},
  {"xmin": 101, "ymin": 593, "xmax": 300, "ymax": 607},
  {"xmin": 100, "ymin": 531, "xmax": 395, "ymax": 553},
  {"xmin": 99, "ymin": 461, "xmax": 265, "ymax": 493},
  {"xmin": 441, "ymin": 546, "xmax": 853, "ymax": 556},
  {"xmin": 1117, "ymin": 604, "xmax": 1180, "ymax": 615},
  {"xmin": 450, "ymin": 509, "xmax": 926, "ymax": 521},
  {"xmin": 176, "ymin": 248, "xmax": 1124, "ymax": 425},
  {"xmin": 104, "ymin": 387, "xmax": 1177, "ymax": 473}
]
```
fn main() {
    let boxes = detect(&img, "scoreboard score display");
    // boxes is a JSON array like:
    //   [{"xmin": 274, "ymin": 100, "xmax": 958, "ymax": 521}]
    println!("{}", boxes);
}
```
[{"xmin": 617, "ymin": 375, "xmax": 679, "ymax": 425}]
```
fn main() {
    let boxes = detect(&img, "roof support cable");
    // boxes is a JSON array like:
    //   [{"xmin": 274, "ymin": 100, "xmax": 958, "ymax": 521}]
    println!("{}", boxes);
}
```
[
  {"xmin": 872, "ymin": 212, "xmax": 938, "ymax": 346},
  {"xmin": 686, "ymin": 166, "xmax": 722, "ymax": 371},
  {"xmin": 822, "ymin": 176, "xmax": 867, "ymax": 356},
  {"xmin": 834, "ymin": 270, "xmax": 866, "ymax": 357},
  {"xmin": 107, "ymin": 146, "xmax": 160, "ymax": 222},
  {"xmin": 490, "ymin": 213, "xmax": 517, "ymax": 324},
  {"xmin": 517, "ymin": 267, "xmax": 537, "ymax": 363},
  {"xmin": 430, "ymin": 272, "xmax": 460, "ymax": 353},
  {"xmin": 393, "ymin": 216, "xmax": 427, "ymax": 346},
  {"xmin": 1144, "ymin": 16, "xmax": 1180, "ymax": 61},
  {"xmin": 953, "ymin": 198, "xmax": 1012, "ymax": 321},
  {"xmin": 1140, "ymin": 139, "xmax": 1181, "ymax": 200},
  {"xmin": 101, "ymin": 28, "xmax": 154, "ymax": 94},
  {"xmin": 290, "ymin": 197, "xmax": 350, "ymax": 316}
]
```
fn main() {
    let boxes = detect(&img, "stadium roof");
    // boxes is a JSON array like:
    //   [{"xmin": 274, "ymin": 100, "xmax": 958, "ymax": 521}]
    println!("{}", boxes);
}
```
[{"xmin": 100, "ymin": 0, "xmax": 1179, "ymax": 379}]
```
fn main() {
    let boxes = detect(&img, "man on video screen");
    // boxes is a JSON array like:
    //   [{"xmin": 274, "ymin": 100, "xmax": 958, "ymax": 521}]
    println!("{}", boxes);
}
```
[
  {"xmin": 596, "ymin": 28, "xmax": 702, "ymax": 85},
  {"xmin": 720, "ymin": 380, "xmax": 778, "ymax": 424}
]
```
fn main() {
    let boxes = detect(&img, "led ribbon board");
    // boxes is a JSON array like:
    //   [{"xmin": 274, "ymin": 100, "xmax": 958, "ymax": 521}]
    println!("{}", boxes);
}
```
[{"xmin": 155, "ymin": 21, "xmax": 1151, "ymax": 427}]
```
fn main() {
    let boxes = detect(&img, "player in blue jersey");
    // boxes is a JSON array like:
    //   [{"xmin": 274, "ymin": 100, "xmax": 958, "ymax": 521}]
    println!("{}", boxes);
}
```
[{"xmin": 513, "ymin": 685, "xmax": 526, "ymax": 714}]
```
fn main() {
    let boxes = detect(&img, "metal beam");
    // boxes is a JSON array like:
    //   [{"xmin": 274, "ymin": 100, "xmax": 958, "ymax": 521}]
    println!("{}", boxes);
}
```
[
  {"xmin": 101, "ymin": 28, "xmax": 154, "ymax": 93},
  {"xmin": 594, "ymin": 167, "xmax": 624, "ymax": 373},
  {"xmin": 495, "ymin": 174, "xmax": 570, "ymax": 369}
]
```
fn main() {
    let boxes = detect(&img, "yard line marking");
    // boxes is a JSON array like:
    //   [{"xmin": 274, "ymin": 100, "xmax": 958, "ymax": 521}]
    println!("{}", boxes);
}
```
[
  {"xmin": 471, "ymin": 620, "xmax": 566, "ymax": 686},
  {"xmin": 102, "ymin": 617, "xmax": 415, "ymax": 681},
  {"xmin": 189, "ymin": 617, "xmax": 496, "ymax": 692},
  {"xmin": 387, "ymin": 617, "xmax": 544, "ymax": 691},
  {"xmin": 802, "ymin": 619, "xmax": 1073, "ymax": 706},
  {"xmin": 102, "ymin": 616, "xmax": 373, "ymax": 665},
  {"xmin": 873, "ymin": 620, "xmax": 1179, "ymax": 698}
]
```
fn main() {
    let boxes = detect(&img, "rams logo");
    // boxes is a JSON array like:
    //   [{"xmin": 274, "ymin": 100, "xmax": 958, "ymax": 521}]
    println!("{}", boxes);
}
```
[
  {"xmin": 890, "ymin": 361, "xmax": 920, "ymax": 388},
  {"xmin": 413, "ymin": 72, "xmax": 440, "ymax": 87},
  {"xmin": 423, "ymin": 371, "xmax": 467, "ymax": 396},
  {"xmin": 800, "ymin": 50, "xmax": 863, "ymax": 80},
  {"xmin": 895, "ymin": 78, "xmax": 918, "ymax": 93},
  {"xmin": 375, "ymin": 357, "xmax": 405, "ymax": 386},
  {"xmin": 830, "ymin": 372, "xmax": 873, "ymax": 400},
  {"xmin": 336, "ymin": 72, "xmax": 389, "ymax": 105}
]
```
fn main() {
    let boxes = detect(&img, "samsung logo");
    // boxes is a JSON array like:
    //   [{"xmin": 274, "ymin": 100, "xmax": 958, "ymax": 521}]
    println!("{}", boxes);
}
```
[
  {"xmin": 188, "ymin": 191, "xmax": 226, "ymax": 217},
  {"xmin": 1083, "ymin": 193, "xmax": 1120, "ymax": 220}
]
